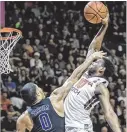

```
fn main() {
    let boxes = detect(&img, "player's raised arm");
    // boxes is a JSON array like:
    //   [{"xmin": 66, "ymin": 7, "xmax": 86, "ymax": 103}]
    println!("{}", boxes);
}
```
[
  {"xmin": 96, "ymin": 83, "xmax": 121, "ymax": 132},
  {"xmin": 51, "ymin": 51, "xmax": 106, "ymax": 100},
  {"xmin": 86, "ymin": 12, "xmax": 109, "ymax": 58}
]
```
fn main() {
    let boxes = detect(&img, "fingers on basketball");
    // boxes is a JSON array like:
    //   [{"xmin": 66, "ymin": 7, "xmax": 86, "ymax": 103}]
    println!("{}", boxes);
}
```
[{"xmin": 84, "ymin": 1, "xmax": 108, "ymax": 24}]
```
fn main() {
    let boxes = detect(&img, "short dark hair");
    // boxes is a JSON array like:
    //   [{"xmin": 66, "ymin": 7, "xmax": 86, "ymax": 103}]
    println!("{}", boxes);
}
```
[
  {"xmin": 20, "ymin": 83, "xmax": 37, "ymax": 106},
  {"xmin": 103, "ymin": 57, "xmax": 115, "ymax": 78}
]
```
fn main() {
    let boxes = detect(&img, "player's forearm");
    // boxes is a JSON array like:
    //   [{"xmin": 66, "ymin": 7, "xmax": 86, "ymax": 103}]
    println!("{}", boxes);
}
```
[
  {"xmin": 105, "ymin": 112, "xmax": 121, "ymax": 132},
  {"xmin": 89, "ymin": 24, "xmax": 108, "ymax": 51},
  {"xmin": 62, "ymin": 55, "xmax": 95, "ymax": 96},
  {"xmin": 73, "ymin": 55, "xmax": 95, "ymax": 79},
  {"xmin": 96, "ymin": 23, "xmax": 108, "ymax": 38}
]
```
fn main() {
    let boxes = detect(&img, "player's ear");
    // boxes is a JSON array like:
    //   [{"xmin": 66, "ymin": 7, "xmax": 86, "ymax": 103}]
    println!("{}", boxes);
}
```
[
  {"xmin": 38, "ymin": 87, "xmax": 45, "ymax": 99},
  {"xmin": 98, "ymin": 67, "xmax": 106, "ymax": 74},
  {"xmin": 36, "ymin": 89, "xmax": 40, "ymax": 96}
]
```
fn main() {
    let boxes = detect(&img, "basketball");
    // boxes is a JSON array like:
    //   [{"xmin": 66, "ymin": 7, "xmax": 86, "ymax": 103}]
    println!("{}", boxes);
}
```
[{"xmin": 84, "ymin": 1, "xmax": 108, "ymax": 24}]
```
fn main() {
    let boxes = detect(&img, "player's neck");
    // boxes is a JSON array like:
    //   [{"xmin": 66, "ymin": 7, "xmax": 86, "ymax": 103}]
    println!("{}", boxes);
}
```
[
  {"xmin": 89, "ymin": 73, "xmax": 103, "ymax": 78},
  {"xmin": 32, "ymin": 98, "xmax": 42, "ymax": 106}
]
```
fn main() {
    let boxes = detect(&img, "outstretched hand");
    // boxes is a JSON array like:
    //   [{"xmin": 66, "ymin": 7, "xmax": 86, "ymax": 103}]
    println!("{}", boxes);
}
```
[{"xmin": 92, "ymin": 51, "xmax": 107, "ymax": 60}]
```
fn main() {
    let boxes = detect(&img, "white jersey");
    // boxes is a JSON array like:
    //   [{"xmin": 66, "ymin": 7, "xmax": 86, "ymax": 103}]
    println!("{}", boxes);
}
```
[{"xmin": 64, "ymin": 74, "xmax": 109, "ymax": 130}]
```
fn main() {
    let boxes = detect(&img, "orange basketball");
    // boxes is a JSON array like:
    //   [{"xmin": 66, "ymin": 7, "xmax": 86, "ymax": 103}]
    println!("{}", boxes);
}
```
[{"xmin": 84, "ymin": 1, "xmax": 108, "ymax": 24}]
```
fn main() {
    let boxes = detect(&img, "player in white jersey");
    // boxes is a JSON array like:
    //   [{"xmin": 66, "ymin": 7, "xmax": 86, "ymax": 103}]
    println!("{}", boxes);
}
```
[{"xmin": 64, "ymin": 13, "xmax": 121, "ymax": 132}]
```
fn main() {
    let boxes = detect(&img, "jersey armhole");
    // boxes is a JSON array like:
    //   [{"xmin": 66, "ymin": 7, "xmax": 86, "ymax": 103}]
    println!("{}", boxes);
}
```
[{"xmin": 94, "ymin": 80, "xmax": 108, "ymax": 96}]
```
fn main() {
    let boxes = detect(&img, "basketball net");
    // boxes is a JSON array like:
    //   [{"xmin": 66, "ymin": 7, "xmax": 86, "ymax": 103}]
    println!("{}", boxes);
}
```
[{"xmin": 0, "ymin": 28, "xmax": 22, "ymax": 74}]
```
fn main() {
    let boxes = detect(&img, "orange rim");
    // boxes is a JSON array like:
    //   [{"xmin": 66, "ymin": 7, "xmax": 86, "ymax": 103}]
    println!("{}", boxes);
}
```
[{"xmin": 0, "ymin": 27, "xmax": 22, "ymax": 40}]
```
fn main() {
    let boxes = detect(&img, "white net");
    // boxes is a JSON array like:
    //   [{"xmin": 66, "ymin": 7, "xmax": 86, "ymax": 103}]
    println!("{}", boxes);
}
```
[{"xmin": 0, "ymin": 28, "xmax": 22, "ymax": 74}]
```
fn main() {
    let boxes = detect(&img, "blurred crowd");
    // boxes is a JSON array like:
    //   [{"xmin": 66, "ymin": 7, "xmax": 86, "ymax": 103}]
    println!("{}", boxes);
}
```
[{"xmin": 0, "ymin": 1, "xmax": 126, "ymax": 132}]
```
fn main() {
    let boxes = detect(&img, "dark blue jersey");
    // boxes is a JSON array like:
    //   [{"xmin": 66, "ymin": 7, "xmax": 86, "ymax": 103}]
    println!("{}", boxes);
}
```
[{"xmin": 28, "ymin": 98, "xmax": 65, "ymax": 132}]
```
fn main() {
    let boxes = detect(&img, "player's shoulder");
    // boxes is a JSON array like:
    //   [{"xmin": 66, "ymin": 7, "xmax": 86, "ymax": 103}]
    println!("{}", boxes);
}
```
[
  {"xmin": 17, "ymin": 110, "xmax": 29, "ymax": 123},
  {"xmin": 95, "ymin": 82, "xmax": 109, "ymax": 96},
  {"xmin": 89, "ymin": 76, "xmax": 109, "ymax": 87}
]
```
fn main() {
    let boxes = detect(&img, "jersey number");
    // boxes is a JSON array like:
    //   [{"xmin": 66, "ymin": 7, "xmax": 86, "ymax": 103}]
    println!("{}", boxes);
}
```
[{"xmin": 39, "ymin": 113, "xmax": 52, "ymax": 131}]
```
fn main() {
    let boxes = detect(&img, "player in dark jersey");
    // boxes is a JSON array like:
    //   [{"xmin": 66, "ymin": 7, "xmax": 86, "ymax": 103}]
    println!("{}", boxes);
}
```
[{"xmin": 16, "ymin": 51, "xmax": 106, "ymax": 132}]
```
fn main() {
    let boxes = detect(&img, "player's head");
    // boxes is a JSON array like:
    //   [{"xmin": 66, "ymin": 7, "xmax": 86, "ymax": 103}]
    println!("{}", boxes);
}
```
[
  {"xmin": 87, "ymin": 57, "xmax": 115, "ymax": 78},
  {"xmin": 20, "ymin": 83, "xmax": 45, "ymax": 106}
]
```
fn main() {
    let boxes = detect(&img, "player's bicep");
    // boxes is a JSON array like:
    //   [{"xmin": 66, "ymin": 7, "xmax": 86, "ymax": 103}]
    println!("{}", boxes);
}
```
[
  {"xmin": 99, "ymin": 93, "xmax": 111, "ymax": 114},
  {"xmin": 97, "ymin": 83, "xmax": 113, "ymax": 114}
]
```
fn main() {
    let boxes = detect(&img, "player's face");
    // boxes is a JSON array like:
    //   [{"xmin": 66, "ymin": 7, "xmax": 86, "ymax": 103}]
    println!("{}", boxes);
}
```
[{"xmin": 88, "ymin": 59, "xmax": 105, "ymax": 75}]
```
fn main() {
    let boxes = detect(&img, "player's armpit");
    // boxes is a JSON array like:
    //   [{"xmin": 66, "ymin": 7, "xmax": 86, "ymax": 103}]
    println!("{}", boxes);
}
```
[{"xmin": 96, "ymin": 83, "xmax": 121, "ymax": 132}]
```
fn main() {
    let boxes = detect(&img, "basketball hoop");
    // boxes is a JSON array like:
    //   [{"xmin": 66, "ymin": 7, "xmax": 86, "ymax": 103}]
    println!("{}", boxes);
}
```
[{"xmin": 0, "ymin": 28, "xmax": 22, "ymax": 74}]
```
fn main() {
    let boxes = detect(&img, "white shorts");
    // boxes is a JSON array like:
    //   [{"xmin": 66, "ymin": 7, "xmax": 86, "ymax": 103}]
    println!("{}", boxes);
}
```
[{"xmin": 65, "ymin": 127, "xmax": 93, "ymax": 132}]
